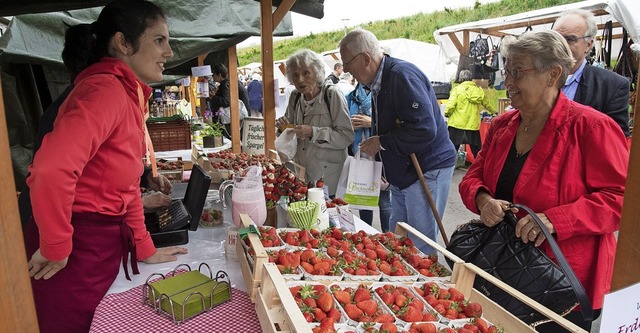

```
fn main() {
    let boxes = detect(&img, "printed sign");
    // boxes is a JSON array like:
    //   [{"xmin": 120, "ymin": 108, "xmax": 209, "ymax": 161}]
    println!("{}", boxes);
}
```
[
  {"xmin": 242, "ymin": 117, "xmax": 266, "ymax": 154},
  {"xmin": 600, "ymin": 281, "xmax": 640, "ymax": 333},
  {"xmin": 191, "ymin": 65, "xmax": 212, "ymax": 77}
]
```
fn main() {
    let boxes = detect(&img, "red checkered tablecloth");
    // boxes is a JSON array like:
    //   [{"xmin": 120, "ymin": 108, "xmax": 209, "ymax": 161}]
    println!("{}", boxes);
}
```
[{"xmin": 90, "ymin": 283, "xmax": 261, "ymax": 332}]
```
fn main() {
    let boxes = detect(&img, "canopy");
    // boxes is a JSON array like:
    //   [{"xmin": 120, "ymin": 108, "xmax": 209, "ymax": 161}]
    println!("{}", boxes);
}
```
[
  {"xmin": 0, "ymin": 0, "xmax": 296, "ymax": 74},
  {"xmin": 434, "ymin": 0, "xmax": 640, "ymax": 67},
  {"xmin": 321, "ymin": 38, "xmax": 458, "ymax": 83}
]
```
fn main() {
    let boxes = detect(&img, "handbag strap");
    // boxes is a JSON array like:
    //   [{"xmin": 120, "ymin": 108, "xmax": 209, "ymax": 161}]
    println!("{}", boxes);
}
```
[{"xmin": 509, "ymin": 203, "xmax": 593, "ymax": 321}]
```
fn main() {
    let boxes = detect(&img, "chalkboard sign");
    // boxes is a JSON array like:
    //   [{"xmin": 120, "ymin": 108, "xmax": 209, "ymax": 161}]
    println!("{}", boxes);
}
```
[{"xmin": 242, "ymin": 117, "xmax": 266, "ymax": 154}]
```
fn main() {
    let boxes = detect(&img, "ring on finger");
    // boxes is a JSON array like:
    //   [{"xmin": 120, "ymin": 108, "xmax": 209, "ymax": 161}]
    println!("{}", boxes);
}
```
[{"xmin": 530, "ymin": 229, "xmax": 538, "ymax": 236}]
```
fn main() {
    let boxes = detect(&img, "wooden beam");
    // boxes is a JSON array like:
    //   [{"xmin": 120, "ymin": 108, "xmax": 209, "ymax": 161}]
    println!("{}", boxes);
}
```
[
  {"xmin": 228, "ymin": 46, "xmax": 241, "ymax": 153},
  {"xmin": 197, "ymin": 54, "xmax": 207, "ymax": 119},
  {"xmin": 260, "ymin": 0, "xmax": 279, "ymax": 153},
  {"xmin": 448, "ymin": 32, "xmax": 465, "ymax": 56},
  {"xmin": 272, "ymin": 0, "xmax": 295, "ymax": 28},
  {"xmin": 611, "ymin": 64, "xmax": 640, "ymax": 291},
  {"xmin": 0, "ymin": 71, "xmax": 39, "ymax": 332}
]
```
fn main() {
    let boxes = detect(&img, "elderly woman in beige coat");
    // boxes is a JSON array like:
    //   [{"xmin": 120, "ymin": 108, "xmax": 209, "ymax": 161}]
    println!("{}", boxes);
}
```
[{"xmin": 276, "ymin": 49, "xmax": 354, "ymax": 195}]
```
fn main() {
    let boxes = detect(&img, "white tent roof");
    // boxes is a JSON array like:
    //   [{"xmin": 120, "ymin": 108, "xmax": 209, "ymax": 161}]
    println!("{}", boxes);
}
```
[
  {"xmin": 434, "ymin": 0, "xmax": 639, "ymax": 67},
  {"xmin": 321, "ymin": 38, "xmax": 458, "ymax": 82}
]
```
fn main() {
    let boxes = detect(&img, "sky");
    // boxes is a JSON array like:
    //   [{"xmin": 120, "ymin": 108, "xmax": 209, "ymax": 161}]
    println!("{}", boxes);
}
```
[{"xmin": 239, "ymin": 0, "xmax": 500, "ymax": 47}]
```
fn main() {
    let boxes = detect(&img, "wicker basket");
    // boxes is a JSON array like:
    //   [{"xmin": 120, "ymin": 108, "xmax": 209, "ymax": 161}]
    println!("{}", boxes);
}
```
[{"xmin": 147, "ymin": 119, "xmax": 191, "ymax": 151}]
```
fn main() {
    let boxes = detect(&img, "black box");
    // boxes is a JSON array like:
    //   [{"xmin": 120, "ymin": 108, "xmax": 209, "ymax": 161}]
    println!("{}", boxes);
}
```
[{"xmin": 144, "ymin": 164, "xmax": 212, "ymax": 247}]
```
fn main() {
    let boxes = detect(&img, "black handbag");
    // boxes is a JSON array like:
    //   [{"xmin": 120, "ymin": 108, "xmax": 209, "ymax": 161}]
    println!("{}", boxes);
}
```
[{"xmin": 446, "ymin": 203, "xmax": 593, "ymax": 326}]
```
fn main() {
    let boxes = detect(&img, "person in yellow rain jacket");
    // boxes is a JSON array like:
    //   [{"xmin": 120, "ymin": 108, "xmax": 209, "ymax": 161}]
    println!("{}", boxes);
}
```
[{"xmin": 445, "ymin": 69, "xmax": 495, "ymax": 158}]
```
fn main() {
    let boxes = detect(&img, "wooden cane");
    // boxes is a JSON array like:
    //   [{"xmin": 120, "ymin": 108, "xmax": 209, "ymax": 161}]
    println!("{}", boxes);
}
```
[{"xmin": 410, "ymin": 153, "xmax": 449, "ymax": 246}]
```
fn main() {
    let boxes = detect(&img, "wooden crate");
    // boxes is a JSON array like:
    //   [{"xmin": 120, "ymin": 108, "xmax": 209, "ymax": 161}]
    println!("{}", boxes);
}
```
[
  {"xmin": 256, "ymin": 263, "xmax": 312, "ymax": 333},
  {"xmin": 147, "ymin": 119, "xmax": 191, "ymax": 151},
  {"xmin": 249, "ymin": 222, "xmax": 588, "ymax": 333},
  {"xmin": 394, "ymin": 222, "xmax": 588, "ymax": 333},
  {"xmin": 498, "ymin": 97, "xmax": 511, "ymax": 115},
  {"xmin": 237, "ymin": 214, "xmax": 269, "ymax": 303}
]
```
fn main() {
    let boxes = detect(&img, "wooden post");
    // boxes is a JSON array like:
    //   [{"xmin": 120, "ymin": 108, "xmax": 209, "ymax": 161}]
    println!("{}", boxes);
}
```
[
  {"xmin": 611, "ymin": 68, "xmax": 640, "ymax": 291},
  {"xmin": 260, "ymin": 0, "xmax": 296, "ymax": 153},
  {"xmin": 0, "ymin": 71, "xmax": 39, "ymax": 332},
  {"xmin": 197, "ymin": 54, "xmax": 208, "ymax": 120},
  {"xmin": 228, "ymin": 46, "xmax": 241, "ymax": 153},
  {"xmin": 260, "ymin": 0, "xmax": 276, "ymax": 153}
]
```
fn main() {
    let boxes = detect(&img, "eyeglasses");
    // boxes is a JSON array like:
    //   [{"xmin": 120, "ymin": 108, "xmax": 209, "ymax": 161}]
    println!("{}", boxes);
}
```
[
  {"xmin": 562, "ymin": 35, "xmax": 591, "ymax": 44},
  {"xmin": 343, "ymin": 53, "xmax": 363, "ymax": 69},
  {"xmin": 501, "ymin": 67, "xmax": 537, "ymax": 80}
]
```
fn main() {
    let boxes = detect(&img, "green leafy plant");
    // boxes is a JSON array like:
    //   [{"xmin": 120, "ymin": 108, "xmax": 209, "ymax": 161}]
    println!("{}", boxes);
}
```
[{"xmin": 201, "ymin": 122, "xmax": 225, "ymax": 137}]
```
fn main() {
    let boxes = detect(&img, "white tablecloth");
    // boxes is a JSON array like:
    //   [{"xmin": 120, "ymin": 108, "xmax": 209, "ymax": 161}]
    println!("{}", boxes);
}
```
[{"xmin": 154, "ymin": 139, "xmax": 232, "ymax": 162}]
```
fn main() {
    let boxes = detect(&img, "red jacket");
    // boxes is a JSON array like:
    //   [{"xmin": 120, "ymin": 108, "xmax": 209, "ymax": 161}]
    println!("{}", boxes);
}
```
[
  {"xmin": 27, "ymin": 58, "xmax": 156, "ymax": 262},
  {"xmin": 459, "ymin": 93, "xmax": 628, "ymax": 309}
]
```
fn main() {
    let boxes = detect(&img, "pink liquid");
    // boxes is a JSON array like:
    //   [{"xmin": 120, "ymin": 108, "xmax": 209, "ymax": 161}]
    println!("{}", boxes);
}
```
[{"xmin": 231, "ymin": 189, "xmax": 267, "ymax": 227}]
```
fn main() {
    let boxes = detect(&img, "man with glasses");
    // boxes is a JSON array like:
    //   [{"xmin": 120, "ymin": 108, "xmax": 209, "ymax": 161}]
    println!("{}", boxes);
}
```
[
  {"xmin": 338, "ymin": 28, "xmax": 456, "ymax": 254},
  {"xmin": 553, "ymin": 9, "xmax": 630, "ymax": 136}
]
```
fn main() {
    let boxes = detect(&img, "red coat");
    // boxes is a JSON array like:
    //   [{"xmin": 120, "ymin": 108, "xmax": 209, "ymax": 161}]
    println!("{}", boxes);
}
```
[
  {"xmin": 27, "ymin": 58, "xmax": 156, "ymax": 262},
  {"xmin": 459, "ymin": 93, "xmax": 628, "ymax": 309}
]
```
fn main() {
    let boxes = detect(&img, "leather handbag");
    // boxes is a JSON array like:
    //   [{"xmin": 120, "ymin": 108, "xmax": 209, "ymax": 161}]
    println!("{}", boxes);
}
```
[{"xmin": 446, "ymin": 203, "xmax": 593, "ymax": 326}]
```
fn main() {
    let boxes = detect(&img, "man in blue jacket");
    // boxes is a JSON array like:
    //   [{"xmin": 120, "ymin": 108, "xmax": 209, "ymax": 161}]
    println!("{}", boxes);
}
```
[{"xmin": 339, "ymin": 28, "xmax": 456, "ymax": 254}]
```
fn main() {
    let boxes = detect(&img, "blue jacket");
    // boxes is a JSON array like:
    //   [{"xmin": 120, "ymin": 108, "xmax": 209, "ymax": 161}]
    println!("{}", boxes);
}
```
[
  {"xmin": 346, "ymin": 83, "xmax": 372, "ymax": 153},
  {"xmin": 374, "ymin": 56, "xmax": 456, "ymax": 189}
]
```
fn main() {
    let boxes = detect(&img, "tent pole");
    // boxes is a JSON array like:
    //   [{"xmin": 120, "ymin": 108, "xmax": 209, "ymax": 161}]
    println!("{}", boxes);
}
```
[
  {"xmin": 260, "ymin": 0, "xmax": 276, "ymax": 153},
  {"xmin": 611, "ymin": 64, "xmax": 640, "ymax": 291},
  {"xmin": 228, "ymin": 46, "xmax": 241, "ymax": 153},
  {"xmin": 0, "ymin": 68, "xmax": 39, "ymax": 332}
]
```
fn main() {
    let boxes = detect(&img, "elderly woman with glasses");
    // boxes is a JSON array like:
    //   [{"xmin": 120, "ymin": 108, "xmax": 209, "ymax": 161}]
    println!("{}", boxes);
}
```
[
  {"xmin": 276, "ymin": 49, "xmax": 354, "ymax": 195},
  {"xmin": 459, "ymin": 30, "xmax": 628, "ymax": 332}
]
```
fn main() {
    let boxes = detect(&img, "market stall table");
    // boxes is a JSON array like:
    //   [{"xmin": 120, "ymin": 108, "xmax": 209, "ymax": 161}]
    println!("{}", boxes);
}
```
[{"xmin": 91, "ymin": 183, "xmax": 377, "ymax": 332}]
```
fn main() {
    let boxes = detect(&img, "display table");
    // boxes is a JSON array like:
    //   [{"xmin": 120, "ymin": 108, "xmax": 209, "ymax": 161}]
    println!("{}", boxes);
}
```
[
  {"xmin": 155, "ymin": 139, "xmax": 232, "ymax": 162},
  {"xmin": 92, "ymin": 184, "xmax": 376, "ymax": 331}
]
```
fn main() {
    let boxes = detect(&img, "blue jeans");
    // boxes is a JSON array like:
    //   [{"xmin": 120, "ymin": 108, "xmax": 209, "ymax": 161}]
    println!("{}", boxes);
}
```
[
  {"xmin": 389, "ymin": 165, "xmax": 455, "ymax": 255},
  {"xmin": 358, "ymin": 189, "xmax": 392, "ymax": 232}
]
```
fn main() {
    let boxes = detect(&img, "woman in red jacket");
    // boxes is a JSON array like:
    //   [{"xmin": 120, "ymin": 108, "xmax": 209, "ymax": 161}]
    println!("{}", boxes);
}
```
[
  {"xmin": 24, "ymin": 1, "xmax": 187, "ymax": 332},
  {"xmin": 459, "ymin": 30, "xmax": 628, "ymax": 332}
]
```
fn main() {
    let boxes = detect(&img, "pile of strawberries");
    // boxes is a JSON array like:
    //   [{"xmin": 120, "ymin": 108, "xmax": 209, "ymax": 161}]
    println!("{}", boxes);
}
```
[
  {"xmin": 374, "ymin": 284, "xmax": 439, "ymax": 323},
  {"xmin": 289, "ymin": 284, "xmax": 341, "ymax": 324},
  {"xmin": 262, "ymin": 163, "xmax": 308, "ymax": 206},
  {"xmin": 266, "ymin": 248, "xmax": 302, "ymax": 275},
  {"xmin": 299, "ymin": 249, "xmax": 341, "ymax": 276},
  {"xmin": 413, "ymin": 282, "xmax": 483, "ymax": 321},
  {"xmin": 244, "ymin": 226, "xmax": 283, "ymax": 249},
  {"xmin": 330, "ymin": 284, "xmax": 394, "ymax": 324},
  {"xmin": 325, "ymin": 197, "xmax": 348, "ymax": 208},
  {"xmin": 279, "ymin": 229, "xmax": 321, "ymax": 249}
]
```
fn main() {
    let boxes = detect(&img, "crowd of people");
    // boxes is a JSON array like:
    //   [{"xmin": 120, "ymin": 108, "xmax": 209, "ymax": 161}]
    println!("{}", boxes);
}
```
[{"xmin": 16, "ymin": 0, "xmax": 633, "ymax": 331}]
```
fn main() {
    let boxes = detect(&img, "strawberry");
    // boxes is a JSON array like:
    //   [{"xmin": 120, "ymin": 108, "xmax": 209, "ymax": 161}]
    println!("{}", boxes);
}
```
[
  {"xmin": 379, "ymin": 322, "xmax": 398, "ymax": 333},
  {"xmin": 464, "ymin": 302, "xmax": 483, "ymax": 318},
  {"xmin": 343, "ymin": 303, "xmax": 363, "ymax": 321},
  {"xmin": 317, "ymin": 292, "xmax": 334, "ymax": 312},
  {"xmin": 463, "ymin": 324, "xmax": 479, "ymax": 333},
  {"xmin": 332, "ymin": 290, "xmax": 351, "ymax": 305},
  {"xmin": 474, "ymin": 318, "xmax": 489, "ymax": 333},
  {"xmin": 353, "ymin": 287, "xmax": 371, "ymax": 302},
  {"xmin": 356, "ymin": 299, "xmax": 378, "ymax": 316},
  {"xmin": 316, "ymin": 178, "xmax": 324, "ymax": 188},
  {"xmin": 402, "ymin": 305, "xmax": 423, "ymax": 322}
]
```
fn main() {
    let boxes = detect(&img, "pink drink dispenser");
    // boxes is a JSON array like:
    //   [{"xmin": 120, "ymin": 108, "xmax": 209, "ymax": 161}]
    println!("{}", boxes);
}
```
[{"xmin": 219, "ymin": 166, "xmax": 267, "ymax": 227}]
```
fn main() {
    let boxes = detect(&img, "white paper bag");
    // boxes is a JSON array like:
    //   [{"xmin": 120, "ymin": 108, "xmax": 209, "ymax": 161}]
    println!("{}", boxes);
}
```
[
  {"xmin": 335, "ymin": 152, "xmax": 382, "ymax": 209},
  {"xmin": 274, "ymin": 128, "xmax": 297, "ymax": 162}
]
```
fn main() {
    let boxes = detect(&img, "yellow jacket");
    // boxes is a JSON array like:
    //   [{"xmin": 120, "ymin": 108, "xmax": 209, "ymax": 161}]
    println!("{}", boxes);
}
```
[{"xmin": 445, "ymin": 81, "xmax": 495, "ymax": 130}]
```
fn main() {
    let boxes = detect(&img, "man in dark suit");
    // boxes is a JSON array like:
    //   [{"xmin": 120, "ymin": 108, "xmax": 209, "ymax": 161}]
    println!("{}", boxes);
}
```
[{"xmin": 553, "ymin": 9, "xmax": 630, "ymax": 136}]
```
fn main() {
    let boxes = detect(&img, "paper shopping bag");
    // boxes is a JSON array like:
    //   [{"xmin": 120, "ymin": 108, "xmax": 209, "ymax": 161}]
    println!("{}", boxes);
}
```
[{"xmin": 337, "ymin": 153, "xmax": 382, "ymax": 209}]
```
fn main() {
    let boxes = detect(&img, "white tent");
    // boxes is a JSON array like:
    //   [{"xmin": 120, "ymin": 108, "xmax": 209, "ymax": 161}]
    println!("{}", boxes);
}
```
[
  {"xmin": 321, "ymin": 38, "xmax": 458, "ymax": 83},
  {"xmin": 434, "ymin": 0, "xmax": 639, "ymax": 68}
]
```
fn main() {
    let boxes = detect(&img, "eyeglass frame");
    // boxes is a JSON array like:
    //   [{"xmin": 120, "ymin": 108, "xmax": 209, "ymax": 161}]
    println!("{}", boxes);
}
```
[
  {"xmin": 562, "ymin": 35, "xmax": 591, "ymax": 44},
  {"xmin": 342, "ymin": 52, "xmax": 364, "ymax": 70},
  {"xmin": 501, "ymin": 67, "xmax": 537, "ymax": 80}
]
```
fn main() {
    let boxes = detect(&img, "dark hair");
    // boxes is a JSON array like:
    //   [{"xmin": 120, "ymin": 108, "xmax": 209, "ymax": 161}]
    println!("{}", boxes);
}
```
[
  {"xmin": 212, "ymin": 64, "xmax": 229, "ymax": 78},
  {"xmin": 62, "ymin": 0, "xmax": 166, "ymax": 79}
]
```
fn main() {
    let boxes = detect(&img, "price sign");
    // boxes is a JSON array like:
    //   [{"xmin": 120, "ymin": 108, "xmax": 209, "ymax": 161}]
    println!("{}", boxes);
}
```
[
  {"xmin": 601, "ymin": 281, "xmax": 640, "ymax": 333},
  {"xmin": 242, "ymin": 118, "xmax": 266, "ymax": 154}
]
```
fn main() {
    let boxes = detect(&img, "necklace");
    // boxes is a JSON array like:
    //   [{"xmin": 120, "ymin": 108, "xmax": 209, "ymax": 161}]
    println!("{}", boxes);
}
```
[{"xmin": 521, "ymin": 113, "xmax": 550, "ymax": 132}]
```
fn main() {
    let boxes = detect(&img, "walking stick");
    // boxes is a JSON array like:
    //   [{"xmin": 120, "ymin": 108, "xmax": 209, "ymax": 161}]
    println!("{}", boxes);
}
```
[{"xmin": 410, "ymin": 153, "xmax": 449, "ymax": 246}]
